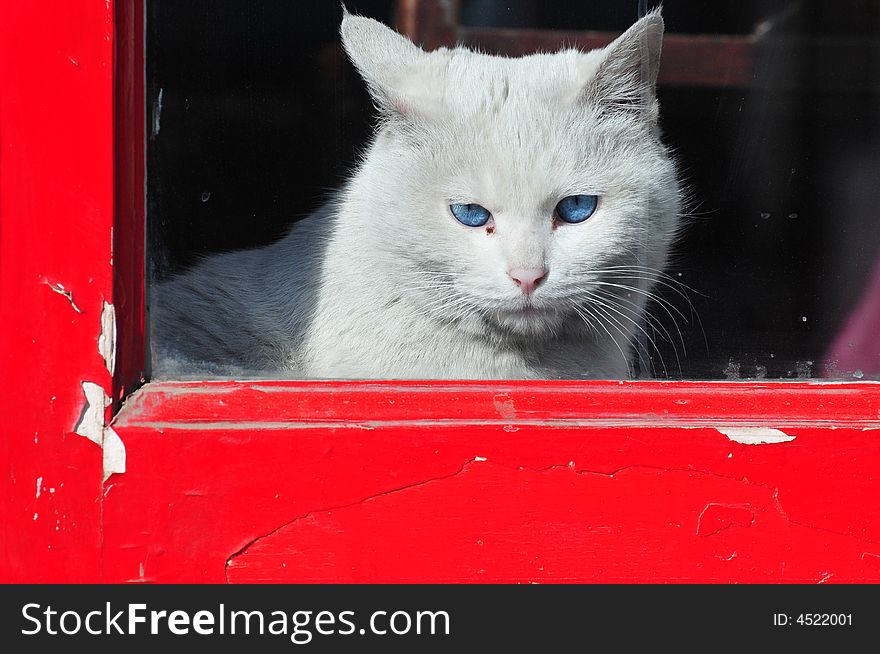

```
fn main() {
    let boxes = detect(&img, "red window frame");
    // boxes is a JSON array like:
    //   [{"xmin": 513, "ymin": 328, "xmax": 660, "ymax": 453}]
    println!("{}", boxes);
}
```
[{"xmin": 3, "ymin": 1, "xmax": 880, "ymax": 583}]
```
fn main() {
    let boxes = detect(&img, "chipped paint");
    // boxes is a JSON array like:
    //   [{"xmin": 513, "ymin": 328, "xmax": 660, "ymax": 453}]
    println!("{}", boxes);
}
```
[
  {"xmin": 102, "ymin": 426, "xmax": 126, "ymax": 482},
  {"xmin": 98, "ymin": 301, "xmax": 116, "ymax": 375},
  {"xmin": 73, "ymin": 381, "xmax": 126, "ymax": 482},
  {"xmin": 718, "ymin": 427, "xmax": 795, "ymax": 444},
  {"xmin": 36, "ymin": 477, "xmax": 43, "ymax": 499},
  {"xmin": 492, "ymin": 393, "xmax": 516, "ymax": 420},
  {"xmin": 44, "ymin": 280, "xmax": 83, "ymax": 313}
]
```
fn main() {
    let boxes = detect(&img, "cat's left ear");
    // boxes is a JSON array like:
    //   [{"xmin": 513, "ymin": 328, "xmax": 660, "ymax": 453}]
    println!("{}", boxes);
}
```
[
  {"xmin": 340, "ymin": 13, "xmax": 437, "ymax": 119},
  {"xmin": 582, "ymin": 11, "xmax": 665, "ymax": 122}
]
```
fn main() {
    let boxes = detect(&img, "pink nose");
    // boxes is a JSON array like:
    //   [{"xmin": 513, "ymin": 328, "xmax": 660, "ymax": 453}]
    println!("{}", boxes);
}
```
[{"xmin": 508, "ymin": 267, "xmax": 548, "ymax": 295}]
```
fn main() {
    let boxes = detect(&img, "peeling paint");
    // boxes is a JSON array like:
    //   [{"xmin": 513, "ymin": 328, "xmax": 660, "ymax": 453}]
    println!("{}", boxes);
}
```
[
  {"xmin": 102, "ymin": 426, "xmax": 126, "ymax": 482},
  {"xmin": 73, "ymin": 381, "xmax": 126, "ymax": 482},
  {"xmin": 718, "ymin": 427, "xmax": 795, "ymax": 444},
  {"xmin": 44, "ymin": 280, "xmax": 83, "ymax": 313},
  {"xmin": 74, "ymin": 381, "xmax": 108, "ymax": 447},
  {"xmin": 98, "ymin": 301, "xmax": 117, "ymax": 375},
  {"xmin": 36, "ymin": 477, "xmax": 43, "ymax": 499}
]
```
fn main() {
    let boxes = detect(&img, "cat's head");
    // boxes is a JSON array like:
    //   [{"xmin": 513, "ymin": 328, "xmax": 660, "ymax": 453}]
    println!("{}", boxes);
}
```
[{"xmin": 340, "ymin": 11, "xmax": 681, "ymax": 342}]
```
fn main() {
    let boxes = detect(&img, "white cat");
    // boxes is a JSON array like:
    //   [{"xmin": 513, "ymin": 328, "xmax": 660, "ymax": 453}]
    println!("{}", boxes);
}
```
[{"xmin": 152, "ymin": 10, "xmax": 682, "ymax": 379}]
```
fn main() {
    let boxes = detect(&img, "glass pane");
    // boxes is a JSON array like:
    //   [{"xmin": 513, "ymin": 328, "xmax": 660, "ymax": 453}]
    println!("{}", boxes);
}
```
[{"xmin": 147, "ymin": 1, "xmax": 880, "ymax": 380}]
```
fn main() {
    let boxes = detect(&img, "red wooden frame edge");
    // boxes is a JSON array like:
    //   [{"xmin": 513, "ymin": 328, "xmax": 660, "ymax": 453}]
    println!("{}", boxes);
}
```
[
  {"xmin": 105, "ymin": 380, "xmax": 880, "ymax": 583},
  {"xmin": 114, "ymin": 379, "xmax": 880, "ymax": 429},
  {"xmin": 113, "ymin": 0, "xmax": 147, "ymax": 409},
  {"xmin": 97, "ymin": 2, "xmax": 880, "ymax": 584}
]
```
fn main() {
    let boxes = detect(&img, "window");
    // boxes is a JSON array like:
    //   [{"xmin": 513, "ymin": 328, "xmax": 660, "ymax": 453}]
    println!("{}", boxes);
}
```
[
  {"xmin": 6, "ymin": 0, "xmax": 880, "ymax": 584},
  {"xmin": 148, "ymin": 0, "xmax": 880, "ymax": 381}
]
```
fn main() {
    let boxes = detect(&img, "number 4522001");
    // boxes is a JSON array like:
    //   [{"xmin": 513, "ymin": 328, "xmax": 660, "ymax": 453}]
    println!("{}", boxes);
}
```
[{"xmin": 774, "ymin": 614, "xmax": 852, "ymax": 626}]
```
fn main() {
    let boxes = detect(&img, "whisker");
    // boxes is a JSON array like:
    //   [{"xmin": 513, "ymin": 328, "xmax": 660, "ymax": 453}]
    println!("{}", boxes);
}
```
[
  {"xmin": 578, "ymin": 280, "xmax": 691, "ymax": 325},
  {"xmin": 596, "ymin": 267, "xmax": 709, "ymax": 355},
  {"xmin": 583, "ymin": 292, "xmax": 668, "ymax": 378},
  {"xmin": 570, "ymin": 302, "xmax": 633, "ymax": 376},
  {"xmin": 591, "ymin": 288, "xmax": 684, "ymax": 376},
  {"xmin": 587, "ymin": 282, "xmax": 688, "ymax": 358},
  {"xmin": 567, "ymin": 264, "xmax": 708, "ymax": 358},
  {"xmin": 596, "ymin": 265, "xmax": 707, "ymax": 298}
]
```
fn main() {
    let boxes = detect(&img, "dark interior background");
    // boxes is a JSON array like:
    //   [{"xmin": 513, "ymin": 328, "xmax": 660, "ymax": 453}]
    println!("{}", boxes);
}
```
[{"xmin": 147, "ymin": 0, "xmax": 880, "ymax": 380}]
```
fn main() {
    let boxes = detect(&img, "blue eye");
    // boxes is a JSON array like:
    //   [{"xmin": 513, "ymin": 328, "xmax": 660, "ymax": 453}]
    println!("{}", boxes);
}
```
[
  {"xmin": 555, "ymin": 195, "xmax": 598, "ymax": 224},
  {"xmin": 450, "ymin": 203, "xmax": 491, "ymax": 227}
]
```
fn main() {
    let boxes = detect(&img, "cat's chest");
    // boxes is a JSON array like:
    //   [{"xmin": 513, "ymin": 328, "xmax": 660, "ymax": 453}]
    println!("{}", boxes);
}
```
[
  {"xmin": 300, "ymin": 322, "xmax": 528, "ymax": 378},
  {"xmin": 300, "ymin": 307, "xmax": 616, "ymax": 379}
]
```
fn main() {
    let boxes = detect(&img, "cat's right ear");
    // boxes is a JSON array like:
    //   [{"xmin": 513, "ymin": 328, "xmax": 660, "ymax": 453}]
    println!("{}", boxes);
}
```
[{"xmin": 340, "ymin": 14, "xmax": 431, "ymax": 119}]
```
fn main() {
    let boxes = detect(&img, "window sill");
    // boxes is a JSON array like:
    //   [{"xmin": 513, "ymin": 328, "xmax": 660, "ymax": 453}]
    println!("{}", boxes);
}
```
[{"xmin": 103, "ymin": 379, "xmax": 880, "ymax": 583}]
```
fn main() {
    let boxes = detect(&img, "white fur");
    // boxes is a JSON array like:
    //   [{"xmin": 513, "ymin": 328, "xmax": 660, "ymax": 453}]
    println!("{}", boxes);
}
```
[{"xmin": 152, "ymin": 11, "xmax": 682, "ymax": 379}]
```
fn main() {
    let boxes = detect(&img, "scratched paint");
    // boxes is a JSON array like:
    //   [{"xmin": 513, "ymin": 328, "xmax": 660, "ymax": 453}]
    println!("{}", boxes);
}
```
[
  {"xmin": 44, "ymin": 280, "xmax": 83, "ymax": 313},
  {"xmin": 492, "ymin": 393, "xmax": 516, "ymax": 420},
  {"xmin": 696, "ymin": 503, "xmax": 755, "ymax": 537}
]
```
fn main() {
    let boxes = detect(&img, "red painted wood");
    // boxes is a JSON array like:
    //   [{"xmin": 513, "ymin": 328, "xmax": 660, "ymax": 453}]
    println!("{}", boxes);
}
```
[
  {"xmin": 113, "ymin": 0, "xmax": 146, "ymax": 407},
  {"xmin": 227, "ymin": 454, "xmax": 880, "ymax": 583},
  {"xmin": 117, "ymin": 380, "xmax": 880, "ymax": 427},
  {"xmin": 0, "ymin": 1, "xmax": 121, "ymax": 581},
  {"xmin": 5, "ymin": 2, "xmax": 880, "ymax": 587},
  {"xmin": 104, "ymin": 381, "xmax": 880, "ymax": 583}
]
